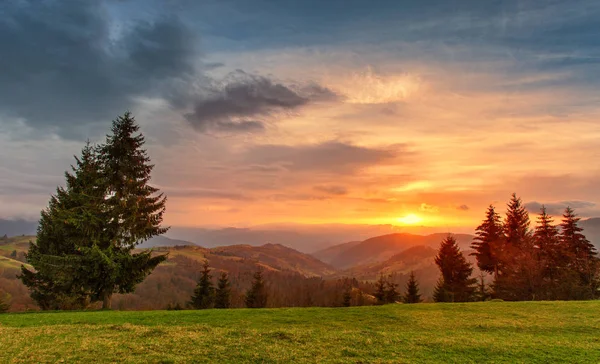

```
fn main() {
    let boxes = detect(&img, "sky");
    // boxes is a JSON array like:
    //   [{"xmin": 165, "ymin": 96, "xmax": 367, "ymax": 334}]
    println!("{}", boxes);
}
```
[{"xmin": 1, "ymin": 0, "xmax": 600, "ymax": 231}]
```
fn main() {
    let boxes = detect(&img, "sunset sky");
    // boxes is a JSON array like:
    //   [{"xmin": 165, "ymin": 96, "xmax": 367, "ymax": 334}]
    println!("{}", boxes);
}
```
[{"xmin": 2, "ymin": 0, "xmax": 600, "ymax": 231}]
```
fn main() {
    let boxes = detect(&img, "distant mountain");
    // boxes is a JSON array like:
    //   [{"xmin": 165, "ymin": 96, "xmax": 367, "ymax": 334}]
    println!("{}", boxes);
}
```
[
  {"xmin": 324, "ymin": 233, "xmax": 474, "ymax": 269},
  {"xmin": 0, "ymin": 219, "xmax": 37, "ymax": 237},
  {"xmin": 209, "ymin": 243, "xmax": 337, "ymax": 277},
  {"xmin": 580, "ymin": 218, "xmax": 600, "ymax": 249},
  {"xmin": 311, "ymin": 241, "xmax": 362, "ymax": 264},
  {"xmin": 138, "ymin": 235, "xmax": 196, "ymax": 248},
  {"xmin": 168, "ymin": 224, "xmax": 413, "ymax": 253}
]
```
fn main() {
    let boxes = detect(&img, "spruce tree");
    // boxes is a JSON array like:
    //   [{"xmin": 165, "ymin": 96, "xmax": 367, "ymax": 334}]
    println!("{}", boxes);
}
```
[
  {"xmin": 385, "ymin": 279, "xmax": 400, "ymax": 303},
  {"xmin": 20, "ymin": 143, "xmax": 102, "ymax": 310},
  {"xmin": 433, "ymin": 278, "xmax": 451, "ymax": 302},
  {"xmin": 533, "ymin": 206, "xmax": 560, "ymax": 297},
  {"xmin": 494, "ymin": 193, "xmax": 535, "ymax": 301},
  {"xmin": 403, "ymin": 271, "xmax": 422, "ymax": 303},
  {"xmin": 190, "ymin": 262, "xmax": 215, "ymax": 309},
  {"xmin": 560, "ymin": 207, "xmax": 599, "ymax": 299},
  {"xmin": 245, "ymin": 268, "xmax": 267, "ymax": 308},
  {"xmin": 434, "ymin": 236, "xmax": 476, "ymax": 302},
  {"xmin": 20, "ymin": 113, "xmax": 168, "ymax": 310},
  {"xmin": 95, "ymin": 112, "xmax": 168, "ymax": 308},
  {"xmin": 374, "ymin": 275, "xmax": 387, "ymax": 305},
  {"xmin": 342, "ymin": 286, "xmax": 352, "ymax": 307},
  {"xmin": 504, "ymin": 193, "xmax": 531, "ymax": 247},
  {"xmin": 471, "ymin": 205, "xmax": 503, "ymax": 276},
  {"xmin": 214, "ymin": 272, "xmax": 231, "ymax": 309}
]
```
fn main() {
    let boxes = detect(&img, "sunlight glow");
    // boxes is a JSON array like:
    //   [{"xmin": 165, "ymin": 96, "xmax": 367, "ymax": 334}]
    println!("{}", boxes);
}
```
[{"xmin": 397, "ymin": 214, "xmax": 423, "ymax": 225}]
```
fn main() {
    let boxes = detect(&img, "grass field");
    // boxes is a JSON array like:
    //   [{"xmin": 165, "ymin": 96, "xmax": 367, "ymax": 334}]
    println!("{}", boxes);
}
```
[{"xmin": 1, "ymin": 301, "xmax": 599, "ymax": 363}]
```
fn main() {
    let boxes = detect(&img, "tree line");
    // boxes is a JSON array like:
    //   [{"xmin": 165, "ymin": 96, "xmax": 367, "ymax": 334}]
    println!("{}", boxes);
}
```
[{"xmin": 432, "ymin": 194, "xmax": 599, "ymax": 302}]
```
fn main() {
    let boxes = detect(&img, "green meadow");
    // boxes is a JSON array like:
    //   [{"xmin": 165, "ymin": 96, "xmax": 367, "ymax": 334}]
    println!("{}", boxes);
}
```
[{"xmin": 1, "ymin": 301, "xmax": 599, "ymax": 363}]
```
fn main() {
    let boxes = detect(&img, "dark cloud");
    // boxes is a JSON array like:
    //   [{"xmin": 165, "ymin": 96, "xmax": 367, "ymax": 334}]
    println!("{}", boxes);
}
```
[
  {"xmin": 456, "ymin": 204, "xmax": 470, "ymax": 211},
  {"xmin": 314, "ymin": 185, "xmax": 348, "ymax": 196},
  {"xmin": 185, "ymin": 70, "xmax": 338, "ymax": 132},
  {"xmin": 0, "ymin": 0, "xmax": 198, "ymax": 138},
  {"xmin": 525, "ymin": 201, "xmax": 597, "ymax": 216},
  {"xmin": 242, "ymin": 141, "xmax": 403, "ymax": 173}
]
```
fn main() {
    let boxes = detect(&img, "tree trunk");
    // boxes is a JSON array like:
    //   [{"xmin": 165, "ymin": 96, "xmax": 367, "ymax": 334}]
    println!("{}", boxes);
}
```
[{"xmin": 102, "ymin": 292, "xmax": 112, "ymax": 310}]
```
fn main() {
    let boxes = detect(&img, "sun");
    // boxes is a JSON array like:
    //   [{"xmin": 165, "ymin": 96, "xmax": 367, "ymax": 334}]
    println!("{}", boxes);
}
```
[{"xmin": 397, "ymin": 213, "xmax": 423, "ymax": 225}]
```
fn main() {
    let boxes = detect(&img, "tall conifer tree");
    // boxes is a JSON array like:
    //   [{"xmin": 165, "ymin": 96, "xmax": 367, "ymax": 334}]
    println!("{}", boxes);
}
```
[
  {"xmin": 434, "ymin": 236, "xmax": 476, "ymax": 302},
  {"xmin": 190, "ymin": 262, "xmax": 215, "ymax": 309},
  {"xmin": 560, "ymin": 207, "xmax": 598, "ymax": 299},
  {"xmin": 471, "ymin": 205, "xmax": 503, "ymax": 276},
  {"xmin": 214, "ymin": 272, "xmax": 231, "ymax": 309},
  {"xmin": 245, "ymin": 268, "xmax": 268, "ymax": 308},
  {"xmin": 403, "ymin": 271, "xmax": 423, "ymax": 303},
  {"xmin": 20, "ymin": 113, "xmax": 168, "ymax": 309}
]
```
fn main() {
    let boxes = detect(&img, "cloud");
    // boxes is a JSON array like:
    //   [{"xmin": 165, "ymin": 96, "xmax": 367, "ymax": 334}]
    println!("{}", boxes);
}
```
[
  {"xmin": 0, "ymin": 0, "xmax": 199, "ymax": 138},
  {"xmin": 185, "ymin": 70, "xmax": 338, "ymax": 132},
  {"xmin": 165, "ymin": 188, "xmax": 253, "ymax": 201},
  {"xmin": 313, "ymin": 185, "xmax": 348, "ymax": 195},
  {"xmin": 242, "ymin": 141, "xmax": 403, "ymax": 173},
  {"xmin": 525, "ymin": 200, "xmax": 597, "ymax": 216},
  {"xmin": 419, "ymin": 203, "xmax": 439, "ymax": 213}
]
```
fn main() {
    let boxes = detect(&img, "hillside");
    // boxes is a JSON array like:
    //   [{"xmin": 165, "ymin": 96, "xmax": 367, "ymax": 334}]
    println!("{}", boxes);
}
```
[
  {"xmin": 326, "ymin": 233, "xmax": 474, "ymax": 269},
  {"xmin": 1, "ymin": 302, "xmax": 599, "ymax": 363},
  {"xmin": 0, "ymin": 238, "xmax": 342, "ymax": 311},
  {"xmin": 311, "ymin": 241, "xmax": 362, "ymax": 264}
]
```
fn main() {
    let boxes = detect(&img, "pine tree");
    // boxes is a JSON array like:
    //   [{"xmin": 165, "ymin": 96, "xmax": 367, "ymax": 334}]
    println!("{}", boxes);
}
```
[
  {"xmin": 433, "ymin": 278, "xmax": 451, "ymax": 302},
  {"xmin": 493, "ymin": 193, "xmax": 535, "ymax": 301},
  {"xmin": 385, "ymin": 279, "xmax": 400, "ymax": 303},
  {"xmin": 374, "ymin": 275, "xmax": 387, "ymax": 305},
  {"xmin": 434, "ymin": 236, "xmax": 476, "ymax": 302},
  {"xmin": 533, "ymin": 206, "xmax": 560, "ymax": 298},
  {"xmin": 560, "ymin": 207, "xmax": 599, "ymax": 299},
  {"xmin": 245, "ymin": 268, "xmax": 267, "ymax": 308},
  {"xmin": 95, "ymin": 112, "xmax": 168, "ymax": 308},
  {"xmin": 20, "ymin": 143, "xmax": 102, "ymax": 310},
  {"xmin": 403, "ymin": 271, "xmax": 422, "ymax": 303},
  {"xmin": 190, "ymin": 262, "xmax": 215, "ymax": 309},
  {"xmin": 471, "ymin": 205, "xmax": 503, "ymax": 276},
  {"xmin": 504, "ymin": 193, "xmax": 531, "ymax": 248},
  {"xmin": 342, "ymin": 286, "xmax": 352, "ymax": 307},
  {"xmin": 20, "ymin": 113, "xmax": 168, "ymax": 310},
  {"xmin": 214, "ymin": 272, "xmax": 231, "ymax": 309}
]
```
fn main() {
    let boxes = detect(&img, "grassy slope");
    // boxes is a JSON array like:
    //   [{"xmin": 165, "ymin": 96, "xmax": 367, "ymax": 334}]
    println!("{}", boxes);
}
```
[{"xmin": 1, "ymin": 301, "xmax": 599, "ymax": 363}]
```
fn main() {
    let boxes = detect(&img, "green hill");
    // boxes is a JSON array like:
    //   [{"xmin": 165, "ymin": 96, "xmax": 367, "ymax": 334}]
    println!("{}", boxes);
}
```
[{"xmin": 1, "ymin": 301, "xmax": 599, "ymax": 363}]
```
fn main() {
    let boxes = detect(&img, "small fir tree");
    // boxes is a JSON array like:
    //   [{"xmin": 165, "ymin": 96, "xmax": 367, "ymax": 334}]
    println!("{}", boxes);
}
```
[
  {"xmin": 214, "ymin": 272, "xmax": 231, "ymax": 309},
  {"xmin": 471, "ymin": 205, "xmax": 503, "ymax": 276},
  {"xmin": 433, "ymin": 278, "xmax": 451, "ymax": 302},
  {"xmin": 403, "ymin": 271, "xmax": 423, "ymax": 303},
  {"xmin": 342, "ymin": 286, "xmax": 352, "ymax": 307},
  {"xmin": 434, "ymin": 236, "xmax": 476, "ymax": 302},
  {"xmin": 374, "ymin": 275, "xmax": 387, "ymax": 305},
  {"xmin": 245, "ymin": 268, "xmax": 268, "ymax": 308},
  {"xmin": 560, "ymin": 207, "xmax": 599, "ymax": 299},
  {"xmin": 385, "ymin": 279, "xmax": 400, "ymax": 303},
  {"xmin": 190, "ymin": 261, "xmax": 215, "ymax": 309}
]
